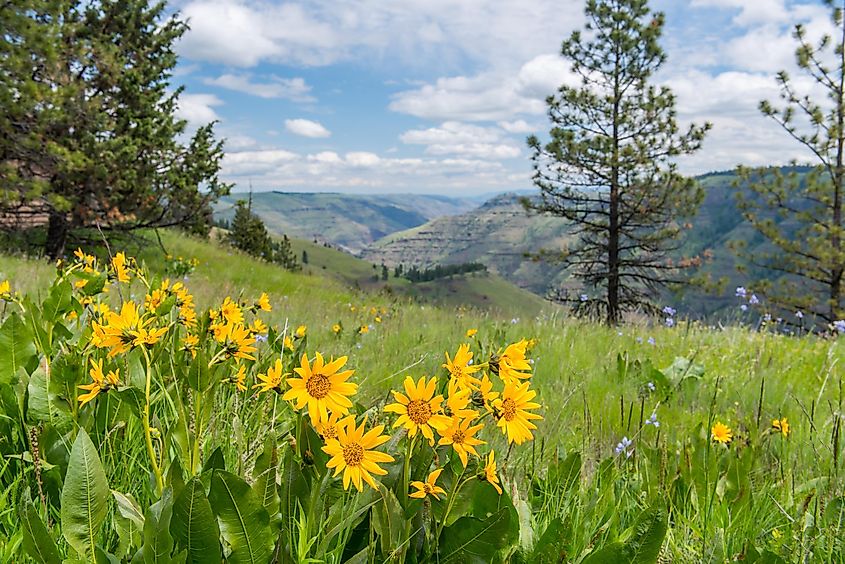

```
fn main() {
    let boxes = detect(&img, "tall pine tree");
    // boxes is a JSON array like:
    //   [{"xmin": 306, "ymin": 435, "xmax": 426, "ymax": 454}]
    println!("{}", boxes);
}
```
[
  {"xmin": 525, "ymin": 0, "xmax": 710, "ymax": 325},
  {"xmin": 0, "ymin": 0, "xmax": 229, "ymax": 258},
  {"xmin": 734, "ymin": 1, "xmax": 845, "ymax": 323}
]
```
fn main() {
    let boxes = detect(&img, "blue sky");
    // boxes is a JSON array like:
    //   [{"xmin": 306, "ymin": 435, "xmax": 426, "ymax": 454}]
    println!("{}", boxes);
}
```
[{"xmin": 170, "ymin": 0, "xmax": 833, "ymax": 195}]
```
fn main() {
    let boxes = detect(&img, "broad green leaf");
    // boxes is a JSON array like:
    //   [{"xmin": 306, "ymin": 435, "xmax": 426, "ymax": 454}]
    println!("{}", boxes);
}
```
[
  {"xmin": 27, "ymin": 366, "xmax": 73, "ymax": 430},
  {"xmin": 61, "ymin": 428, "xmax": 109, "ymax": 560},
  {"xmin": 582, "ymin": 542, "xmax": 627, "ymax": 563},
  {"xmin": 0, "ymin": 312, "xmax": 38, "ymax": 384},
  {"xmin": 140, "ymin": 489, "xmax": 184, "ymax": 564},
  {"xmin": 20, "ymin": 502, "xmax": 62, "ymax": 564},
  {"xmin": 439, "ymin": 507, "xmax": 517, "ymax": 564},
  {"xmin": 42, "ymin": 280, "xmax": 73, "ymax": 323},
  {"xmin": 208, "ymin": 470, "xmax": 274, "ymax": 564},
  {"xmin": 202, "ymin": 447, "xmax": 225, "ymax": 473},
  {"xmin": 622, "ymin": 506, "xmax": 667, "ymax": 563},
  {"xmin": 171, "ymin": 477, "xmax": 221, "ymax": 564},
  {"xmin": 530, "ymin": 517, "xmax": 568, "ymax": 563},
  {"xmin": 371, "ymin": 483, "xmax": 403, "ymax": 557},
  {"xmin": 251, "ymin": 436, "xmax": 280, "ymax": 519},
  {"xmin": 279, "ymin": 447, "xmax": 309, "ymax": 530},
  {"xmin": 113, "ymin": 491, "xmax": 145, "ymax": 530}
]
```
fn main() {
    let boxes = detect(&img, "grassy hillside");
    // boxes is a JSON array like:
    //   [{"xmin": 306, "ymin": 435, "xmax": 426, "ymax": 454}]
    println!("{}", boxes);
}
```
[
  {"xmin": 2, "ymin": 230, "xmax": 844, "ymax": 561},
  {"xmin": 214, "ymin": 192, "xmax": 476, "ymax": 253}
]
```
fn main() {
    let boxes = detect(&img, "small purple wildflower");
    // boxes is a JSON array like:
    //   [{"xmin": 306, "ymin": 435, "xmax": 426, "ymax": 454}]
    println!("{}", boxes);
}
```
[
  {"xmin": 614, "ymin": 436, "xmax": 633, "ymax": 457},
  {"xmin": 665, "ymin": 317, "xmax": 675, "ymax": 328},
  {"xmin": 749, "ymin": 294, "xmax": 760, "ymax": 305},
  {"xmin": 662, "ymin": 306, "xmax": 677, "ymax": 316},
  {"xmin": 645, "ymin": 412, "xmax": 660, "ymax": 427},
  {"xmin": 647, "ymin": 337, "xmax": 656, "ymax": 345},
  {"xmin": 834, "ymin": 320, "xmax": 845, "ymax": 333},
  {"xmin": 580, "ymin": 294, "xmax": 589, "ymax": 302},
  {"xmin": 796, "ymin": 310, "xmax": 804, "ymax": 319},
  {"xmin": 647, "ymin": 381, "xmax": 656, "ymax": 392},
  {"xmin": 740, "ymin": 304, "xmax": 748, "ymax": 312},
  {"xmin": 735, "ymin": 286, "xmax": 747, "ymax": 298}
]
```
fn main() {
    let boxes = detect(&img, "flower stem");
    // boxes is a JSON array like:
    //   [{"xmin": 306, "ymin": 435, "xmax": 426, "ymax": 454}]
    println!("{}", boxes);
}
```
[{"xmin": 141, "ymin": 348, "xmax": 164, "ymax": 495}]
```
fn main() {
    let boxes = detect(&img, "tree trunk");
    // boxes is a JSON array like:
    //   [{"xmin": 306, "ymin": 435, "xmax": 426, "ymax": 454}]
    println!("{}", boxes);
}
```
[{"xmin": 45, "ymin": 210, "xmax": 68, "ymax": 260}]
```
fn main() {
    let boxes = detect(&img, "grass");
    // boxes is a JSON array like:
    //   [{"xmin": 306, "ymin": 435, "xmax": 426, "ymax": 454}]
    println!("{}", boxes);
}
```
[{"xmin": 2, "ymin": 230, "xmax": 844, "ymax": 561}]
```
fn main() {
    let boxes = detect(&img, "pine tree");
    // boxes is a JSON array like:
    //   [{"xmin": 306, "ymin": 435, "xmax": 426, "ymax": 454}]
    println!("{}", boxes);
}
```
[
  {"xmin": 302, "ymin": 250, "xmax": 309, "ymax": 264},
  {"xmin": 525, "ymin": 0, "xmax": 710, "ymax": 325},
  {"xmin": 273, "ymin": 235, "xmax": 300, "ymax": 272},
  {"xmin": 381, "ymin": 264, "xmax": 389, "ymax": 281},
  {"xmin": 0, "ymin": 0, "xmax": 228, "ymax": 258},
  {"xmin": 227, "ymin": 199, "xmax": 272, "ymax": 259},
  {"xmin": 734, "ymin": 1, "xmax": 845, "ymax": 323}
]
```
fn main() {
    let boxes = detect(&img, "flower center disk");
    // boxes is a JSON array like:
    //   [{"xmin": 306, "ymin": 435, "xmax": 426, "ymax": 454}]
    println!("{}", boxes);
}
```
[
  {"xmin": 342, "ymin": 442, "xmax": 364, "ymax": 466},
  {"xmin": 407, "ymin": 399, "xmax": 432, "ymax": 425},
  {"xmin": 306, "ymin": 374, "xmax": 331, "ymax": 399},
  {"xmin": 501, "ymin": 399, "xmax": 517, "ymax": 421},
  {"xmin": 452, "ymin": 429, "xmax": 466, "ymax": 444}
]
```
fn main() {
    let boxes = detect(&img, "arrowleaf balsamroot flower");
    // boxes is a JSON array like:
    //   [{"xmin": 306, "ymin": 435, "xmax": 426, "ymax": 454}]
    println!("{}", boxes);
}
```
[
  {"xmin": 284, "ymin": 353, "xmax": 358, "ymax": 425},
  {"xmin": 410, "ymin": 468, "xmax": 446, "ymax": 500},
  {"xmin": 443, "ymin": 344, "xmax": 481, "ymax": 390},
  {"xmin": 772, "ymin": 417, "xmax": 790, "ymax": 437},
  {"xmin": 445, "ymin": 378, "xmax": 477, "ymax": 420},
  {"xmin": 253, "ymin": 359, "xmax": 287, "ymax": 394},
  {"xmin": 255, "ymin": 292, "xmax": 272, "ymax": 312},
  {"xmin": 92, "ymin": 301, "xmax": 167, "ymax": 357},
  {"xmin": 494, "ymin": 339, "xmax": 532, "ymax": 384},
  {"xmin": 220, "ymin": 297, "xmax": 243, "ymax": 325},
  {"xmin": 111, "ymin": 252, "xmax": 131, "ymax": 283},
  {"xmin": 385, "ymin": 376, "xmax": 451, "ymax": 444},
  {"xmin": 215, "ymin": 321, "xmax": 257, "ymax": 361},
  {"xmin": 79, "ymin": 359, "xmax": 120, "ymax": 406},
  {"xmin": 323, "ymin": 418, "xmax": 395, "ymax": 491},
  {"xmin": 0, "ymin": 280, "xmax": 11, "ymax": 299},
  {"xmin": 231, "ymin": 364, "xmax": 247, "ymax": 392},
  {"xmin": 438, "ymin": 416, "xmax": 485, "ymax": 467},
  {"xmin": 483, "ymin": 451, "xmax": 502, "ymax": 495},
  {"xmin": 493, "ymin": 380, "xmax": 542, "ymax": 445},
  {"xmin": 315, "ymin": 412, "xmax": 353, "ymax": 441},
  {"xmin": 711, "ymin": 421, "xmax": 733, "ymax": 444}
]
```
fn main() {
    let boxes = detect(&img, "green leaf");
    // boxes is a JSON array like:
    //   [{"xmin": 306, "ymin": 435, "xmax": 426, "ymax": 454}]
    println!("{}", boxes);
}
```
[
  {"xmin": 171, "ymin": 477, "xmax": 221, "ymax": 564},
  {"xmin": 279, "ymin": 446, "xmax": 309, "ymax": 530},
  {"xmin": 42, "ymin": 280, "xmax": 73, "ymax": 323},
  {"xmin": 20, "ymin": 502, "xmax": 62, "ymax": 564},
  {"xmin": 208, "ymin": 470, "xmax": 274, "ymax": 564},
  {"xmin": 140, "ymin": 488, "xmax": 184, "ymax": 564},
  {"xmin": 439, "ymin": 507, "xmax": 517, "ymax": 564},
  {"xmin": 582, "ymin": 542, "xmax": 627, "ymax": 563},
  {"xmin": 251, "ymin": 436, "xmax": 280, "ymax": 519},
  {"xmin": 530, "ymin": 517, "xmax": 568, "ymax": 563},
  {"xmin": 112, "ymin": 491, "xmax": 145, "ymax": 531},
  {"xmin": 0, "ymin": 312, "xmax": 38, "ymax": 384},
  {"xmin": 622, "ymin": 506, "xmax": 667, "ymax": 563},
  {"xmin": 371, "ymin": 483, "xmax": 403, "ymax": 557},
  {"xmin": 202, "ymin": 446, "xmax": 225, "ymax": 473},
  {"xmin": 61, "ymin": 428, "xmax": 109, "ymax": 560}
]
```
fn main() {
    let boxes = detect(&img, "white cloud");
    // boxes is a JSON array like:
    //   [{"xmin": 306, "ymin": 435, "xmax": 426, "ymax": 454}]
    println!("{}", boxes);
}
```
[
  {"xmin": 689, "ymin": 0, "xmax": 790, "ymax": 26},
  {"xmin": 175, "ymin": 93, "xmax": 223, "ymax": 125},
  {"xmin": 400, "ymin": 121, "xmax": 521, "ymax": 158},
  {"xmin": 217, "ymin": 145, "xmax": 519, "ymax": 193},
  {"xmin": 389, "ymin": 53, "xmax": 576, "ymax": 122},
  {"xmin": 177, "ymin": 0, "xmax": 582, "ymax": 70},
  {"xmin": 205, "ymin": 74, "xmax": 315, "ymax": 102},
  {"xmin": 285, "ymin": 118, "xmax": 332, "ymax": 138},
  {"xmin": 498, "ymin": 119, "xmax": 539, "ymax": 134}
]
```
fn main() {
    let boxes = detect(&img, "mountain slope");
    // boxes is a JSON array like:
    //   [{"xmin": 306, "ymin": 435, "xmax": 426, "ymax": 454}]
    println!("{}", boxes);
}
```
[{"xmin": 214, "ymin": 192, "xmax": 476, "ymax": 253}]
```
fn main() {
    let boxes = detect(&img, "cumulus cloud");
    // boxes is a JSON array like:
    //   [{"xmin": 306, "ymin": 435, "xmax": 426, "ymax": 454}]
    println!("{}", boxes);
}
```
[
  {"xmin": 217, "ymin": 145, "xmax": 519, "ymax": 193},
  {"xmin": 400, "ymin": 121, "xmax": 521, "ymax": 159},
  {"xmin": 285, "ymin": 119, "xmax": 332, "ymax": 138},
  {"xmin": 205, "ymin": 74, "xmax": 315, "ymax": 102},
  {"xmin": 175, "ymin": 93, "xmax": 223, "ymax": 125}
]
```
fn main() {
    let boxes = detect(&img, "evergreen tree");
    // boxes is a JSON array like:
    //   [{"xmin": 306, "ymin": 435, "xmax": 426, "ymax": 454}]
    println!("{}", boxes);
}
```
[
  {"xmin": 227, "ymin": 199, "xmax": 272, "ymax": 260},
  {"xmin": 734, "ymin": 1, "xmax": 845, "ymax": 323},
  {"xmin": 525, "ymin": 0, "xmax": 710, "ymax": 325},
  {"xmin": 381, "ymin": 264, "xmax": 389, "ymax": 281},
  {"xmin": 302, "ymin": 250, "xmax": 309, "ymax": 264},
  {"xmin": 272, "ymin": 235, "xmax": 300, "ymax": 272},
  {"xmin": 0, "ymin": 0, "xmax": 228, "ymax": 258}
]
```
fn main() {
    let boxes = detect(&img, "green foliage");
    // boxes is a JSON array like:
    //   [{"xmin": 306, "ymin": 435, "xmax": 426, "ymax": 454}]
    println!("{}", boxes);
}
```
[
  {"xmin": 734, "ymin": 3, "xmax": 845, "ymax": 322},
  {"xmin": 61, "ymin": 429, "xmax": 109, "ymax": 560},
  {"xmin": 526, "ymin": 0, "xmax": 710, "ymax": 324},
  {"xmin": 0, "ymin": 0, "xmax": 229, "ymax": 258}
]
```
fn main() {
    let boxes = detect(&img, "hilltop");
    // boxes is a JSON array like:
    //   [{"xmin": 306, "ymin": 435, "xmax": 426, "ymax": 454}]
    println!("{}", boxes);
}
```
[{"xmin": 214, "ymin": 192, "xmax": 476, "ymax": 253}]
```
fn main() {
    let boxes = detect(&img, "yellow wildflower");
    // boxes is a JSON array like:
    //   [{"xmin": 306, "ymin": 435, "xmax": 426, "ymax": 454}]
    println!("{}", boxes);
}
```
[
  {"xmin": 409, "ymin": 468, "xmax": 446, "ymax": 500},
  {"xmin": 483, "ymin": 451, "xmax": 502, "ymax": 495},
  {"xmin": 711, "ymin": 421, "xmax": 733, "ymax": 444},
  {"xmin": 78, "ymin": 359, "xmax": 120, "ymax": 406},
  {"xmin": 111, "ymin": 252, "xmax": 130, "ymax": 283},
  {"xmin": 220, "ymin": 297, "xmax": 243, "ymax": 325},
  {"xmin": 772, "ymin": 417, "xmax": 790, "ymax": 437},
  {"xmin": 284, "ymin": 353, "xmax": 358, "ymax": 426},
  {"xmin": 322, "ymin": 418, "xmax": 394, "ymax": 492},
  {"xmin": 384, "ymin": 376, "xmax": 451, "ymax": 445},
  {"xmin": 255, "ymin": 292, "xmax": 272, "ymax": 312},
  {"xmin": 437, "ymin": 416, "xmax": 485, "ymax": 467},
  {"xmin": 253, "ymin": 359, "xmax": 287, "ymax": 394},
  {"xmin": 493, "ymin": 380, "xmax": 542, "ymax": 445},
  {"xmin": 443, "ymin": 344, "xmax": 481, "ymax": 390}
]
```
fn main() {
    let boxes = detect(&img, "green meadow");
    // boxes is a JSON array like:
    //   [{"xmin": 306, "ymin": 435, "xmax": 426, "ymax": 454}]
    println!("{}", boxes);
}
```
[{"xmin": 1, "ymin": 231, "xmax": 843, "ymax": 562}]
